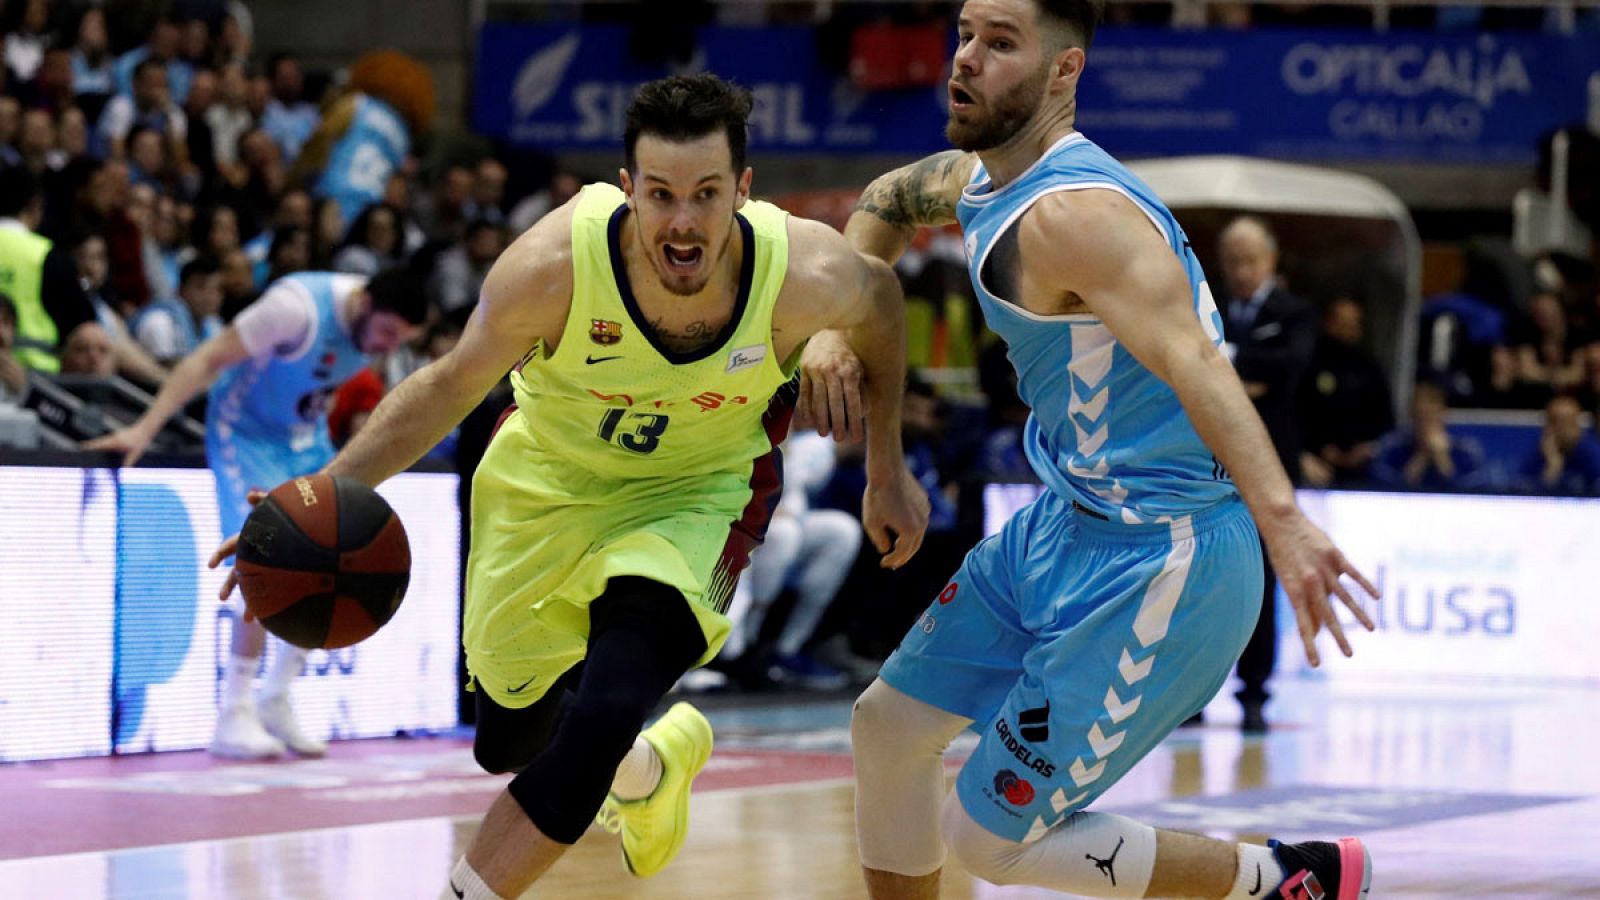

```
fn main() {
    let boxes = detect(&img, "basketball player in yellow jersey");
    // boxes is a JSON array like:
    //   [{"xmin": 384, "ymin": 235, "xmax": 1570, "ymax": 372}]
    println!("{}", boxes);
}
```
[{"xmin": 260, "ymin": 74, "xmax": 928, "ymax": 898}]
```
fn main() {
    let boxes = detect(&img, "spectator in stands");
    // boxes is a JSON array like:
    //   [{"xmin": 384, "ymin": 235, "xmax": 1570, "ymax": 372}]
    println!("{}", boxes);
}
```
[
  {"xmin": 734, "ymin": 430, "xmax": 864, "ymax": 690},
  {"xmin": 217, "ymin": 247, "xmax": 257, "ymax": 321},
  {"xmin": 260, "ymin": 52, "xmax": 318, "ymax": 164},
  {"xmin": 57, "ymin": 105, "xmax": 88, "ymax": 161},
  {"xmin": 1513, "ymin": 290, "xmax": 1585, "ymax": 397},
  {"xmin": 1217, "ymin": 214, "xmax": 1316, "ymax": 733},
  {"xmin": 332, "ymin": 202, "xmax": 403, "ymax": 276},
  {"xmin": 57, "ymin": 320, "xmax": 116, "ymax": 377},
  {"xmin": 113, "ymin": 16, "xmax": 192, "ymax": 106},
  {"xmin": 0, "ymin": 292, "xmax": 32, "ymax": 403},
  {"xmin": 266, "ymin": 225, "xmax": 311, "ymax": 282},
  {"xmin": 1371, "ymin": 380, "xmax": 1490, "ymax": 492},
  {"xmin": 417, "ymin": 164, "xmax": 473, "ymax": 242},
  {"xmin": 132, "ymin": 257, "xmax": 222, "ymax": 365},
  {"xmin": 15, "ymin": 108, "xmax": 61, "ymax": 176},
  {"xmin": 1516, "ymin": 394, "xmax": 1600, "ymax": 495},
  {"xmin": 0, "ymin": 165, "xmax": 94, "ymax": 373},
  {"xmin": 206, "ymin": 62, "xmax": 252, "ymax": 170},
  {"xmin": 1478, "ymin": 343, "xmax": 1554, "ymax": 409},
  {"xmin": 69, "ymin": 7, "xmax": 115, "ymax": 104},
  {"xmin": 23, "ymin": 48, "xmax": 76, "ymax": 117},
  {"xmin": 1297, "ymin": 297, "xmax": 1394, "ymax": 487},
  {"xmin": 3, "ymin": 0, "xmax": 54, "ymax": 85},
  {"xmin": 468, "ymin": 158, "xmax": 508, "ymax": 225},
  {"xmin": 507, "ymin": 169, "xmax": 581, "ymax": 235},
  {"xmin": 98, "ymin": 57, "xmax": 188, "ymax": 162},
  {"xmin": 73, "ymin": 232, "xmax": 166, "ymax": 387},
  {"xmin": 429, "ymin": 219, "xmax": 504, "ymax": 316}
]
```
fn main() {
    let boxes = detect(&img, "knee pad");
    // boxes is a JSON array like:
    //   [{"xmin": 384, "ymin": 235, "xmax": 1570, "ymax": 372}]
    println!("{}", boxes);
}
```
[
  {"xmin": 852, "ymin": 679, "xmax": 972, "ymax": 876},
  {"xmin": 942, "ymin": 799, "xmax": 1156, "ymax": 897}
]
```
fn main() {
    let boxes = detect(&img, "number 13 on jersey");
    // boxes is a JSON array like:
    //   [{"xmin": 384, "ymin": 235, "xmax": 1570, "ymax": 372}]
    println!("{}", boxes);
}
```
[{"xmin": 597, "ymin": 408, "xmax": 670, "ymax": 454}]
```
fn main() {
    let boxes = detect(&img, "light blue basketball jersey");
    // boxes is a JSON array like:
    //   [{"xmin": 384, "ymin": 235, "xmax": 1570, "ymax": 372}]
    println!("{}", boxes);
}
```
[
  {"xmin": 207, "ymin": 272, "xmax": 369, "ymax": 456},
  {"xmin": 316, "ymin": 94, "xmax": 409, "ymax": 231},
  {"xmin": 956, "ymin": 132, "xmax": 1235, "ymax": 523}
]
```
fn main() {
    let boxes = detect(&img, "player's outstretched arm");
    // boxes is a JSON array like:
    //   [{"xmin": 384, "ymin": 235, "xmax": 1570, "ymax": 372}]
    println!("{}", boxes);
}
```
[
  {"xmin": 845, "ymin": 150, "xmax": 976, "ymax": 265},
  {"xmin": 82, "ymin": 327, "xmax": 253, "ymax": 466},
  {"xmin": 799, "ymin": 151, "xmax": 976, "ymax": 440},
  {"xmin": 1022, "ymin": 190, "xmax": 1379, "ymax": 667},
  {"xmin": 323, "ymin": 203, "xmax": 575, "ymax": 488},
  {"xmin": 782, "ymin": 219, "xmax": 929, "ymax": 568}
]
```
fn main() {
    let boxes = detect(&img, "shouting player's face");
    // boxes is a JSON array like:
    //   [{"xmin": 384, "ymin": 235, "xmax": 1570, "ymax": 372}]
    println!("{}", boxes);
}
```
[
  {"xmin": 947, "ymin": 0, "xmax": 1054, "ymax": 152},
  {"xmin": 623, "ymin": 132, "xmax": 752, "ymax": 297}
]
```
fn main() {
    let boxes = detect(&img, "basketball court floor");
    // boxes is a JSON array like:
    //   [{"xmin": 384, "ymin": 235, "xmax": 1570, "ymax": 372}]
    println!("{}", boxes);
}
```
[{"xmin": 2, "ymin": 678, "xmax": 1596, "ymax": 899}]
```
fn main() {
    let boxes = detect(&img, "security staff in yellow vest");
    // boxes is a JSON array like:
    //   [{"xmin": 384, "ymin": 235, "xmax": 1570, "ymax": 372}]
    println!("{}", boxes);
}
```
[{"xmin": 0, "ymin": 166, "xmax": 94, "ymax": 374}]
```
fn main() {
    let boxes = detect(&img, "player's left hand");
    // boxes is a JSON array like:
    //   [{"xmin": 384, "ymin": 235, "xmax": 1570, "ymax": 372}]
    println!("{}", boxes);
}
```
[
  {"xmin": 1262, "ymin": 512, "xmax": 1379, "ymax": 667},
  {"xmin": 796, "ymin": 330, "xmax": 865, "ymax": 443},
  {"xmin": 208, "ymin": 489, "xmax": 269, "ymax": 616},
  {"xmin": 863, "ymin": 465, "xmax": 930, "ymax": 569}
]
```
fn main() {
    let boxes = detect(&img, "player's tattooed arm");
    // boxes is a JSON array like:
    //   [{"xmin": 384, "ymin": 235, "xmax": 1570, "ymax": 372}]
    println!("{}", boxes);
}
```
[{"xmin": 846, "ymin": 150, "xmax": 976, "ymax": 264}]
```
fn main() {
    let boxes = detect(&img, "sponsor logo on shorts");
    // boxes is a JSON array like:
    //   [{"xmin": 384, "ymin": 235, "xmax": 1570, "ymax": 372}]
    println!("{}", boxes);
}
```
[
  {"xmin": 293, "ymin": 477, "xmax": 318, "ymax": 507},
  {"xmin": 994, "ymin": 717, "xmax": 1056, "ymax": 778},
  {"xmin": 937, "ymin": 582, "xmax": 959, "ymax": 605},
  {"xmin": 992, "ymin": 769, "xmax": 1035, "ymax": 806}
]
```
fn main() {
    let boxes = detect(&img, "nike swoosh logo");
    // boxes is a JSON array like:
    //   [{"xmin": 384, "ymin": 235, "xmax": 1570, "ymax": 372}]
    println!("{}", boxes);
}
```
[
  {"xmin": 586, "ymin": 355, "xmax": 622, "ymax": 364},
  {"xmin": 506, "ymin": 675, "xmax": 536, "ymax": 694},
  {"xmin": 1248, "ymin": 862, "xmax": 1262, "ymax": 895},
  {"xmin": 449, "ymin": 879, "xmax": 464, "ymax": 899}
]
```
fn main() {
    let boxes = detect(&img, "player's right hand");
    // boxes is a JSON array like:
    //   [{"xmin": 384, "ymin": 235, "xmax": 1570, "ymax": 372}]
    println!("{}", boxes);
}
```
[
  {"xmin": 82, "ymin": 423, "xmax": 157, "ymax": 468},
  {"xmin": 208, "ymin": 489, "xmax": 269, "ymax": 615},
  {"xmin": 796, "ymin": 330, "xmax": 865, "ymax": 443},
  {"xmin": 1263, "ymin": 512, "xmax": 1379, "ymax": 668},
  {"xmin": 863, "ymin": 465, "xmax": 930, "ymax": 569}
]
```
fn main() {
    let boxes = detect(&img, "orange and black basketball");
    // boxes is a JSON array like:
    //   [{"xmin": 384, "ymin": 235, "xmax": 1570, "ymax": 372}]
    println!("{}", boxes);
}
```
[{"xmin": 235, "ymin": 474, "xmax": 411, "ymax": 650}]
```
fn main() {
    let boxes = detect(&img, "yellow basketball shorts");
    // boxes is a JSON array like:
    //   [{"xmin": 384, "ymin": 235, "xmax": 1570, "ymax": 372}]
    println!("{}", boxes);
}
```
[{"xmin": 463, "ymin": 410, "xmax": 773, "ymax": 709}]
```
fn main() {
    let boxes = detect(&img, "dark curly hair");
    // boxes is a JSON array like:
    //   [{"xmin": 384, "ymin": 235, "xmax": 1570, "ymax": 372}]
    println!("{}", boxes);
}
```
[{"xmin": 624, "ymin": 73, "xmax": 754, "ymax": 175}]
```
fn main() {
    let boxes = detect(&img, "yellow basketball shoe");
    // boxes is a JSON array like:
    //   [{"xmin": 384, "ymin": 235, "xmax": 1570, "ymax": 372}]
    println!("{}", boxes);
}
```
[{"xmin": 598, "ymin": 702, "xmax": 714, "ymax": 878}]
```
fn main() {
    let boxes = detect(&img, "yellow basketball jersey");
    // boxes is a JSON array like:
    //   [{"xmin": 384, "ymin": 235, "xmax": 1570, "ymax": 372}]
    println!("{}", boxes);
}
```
[{"xmin": 508, "ymin": 182, "xmax": 796, "ymax": 480}]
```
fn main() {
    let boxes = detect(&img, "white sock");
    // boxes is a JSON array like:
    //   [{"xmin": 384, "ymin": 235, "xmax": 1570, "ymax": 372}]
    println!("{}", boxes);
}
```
[
  {"xmin": 448, "ymin": 856, "xmax": 505, "ymax": 900},
  {"xmin": 222, "ymin": 655, "xmax": 258, "ymax": 711},
  {"xmin": 260, "ymin": 642, "xmax": 307, "ymax": 704},
  {"xmin": 1227, "ymin": 843, "xmax": 1286, "ymax": 899},
  {"xmin": 943, "ymin": 805, "xmax": 1156, "ymax": 898},
  {"xmin": 610, "ymin": 737, "xmax": 663, "ymax": 801}
]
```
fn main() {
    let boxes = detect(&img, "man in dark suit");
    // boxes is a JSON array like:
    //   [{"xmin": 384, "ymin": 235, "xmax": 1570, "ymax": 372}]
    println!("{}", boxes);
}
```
[{"xmin": 1216, "ymin": 215, "xmax": 1317, "ymax": 732}]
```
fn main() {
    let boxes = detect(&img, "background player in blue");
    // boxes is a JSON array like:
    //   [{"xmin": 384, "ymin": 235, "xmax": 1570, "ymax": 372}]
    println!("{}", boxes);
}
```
[
  {"xmin": 87, "ymin": 269, "xmax": 425, "ymax": 760},
  {"xmin": 800, "ymin": 1, "xmax": 1380, "ymax": 898}
]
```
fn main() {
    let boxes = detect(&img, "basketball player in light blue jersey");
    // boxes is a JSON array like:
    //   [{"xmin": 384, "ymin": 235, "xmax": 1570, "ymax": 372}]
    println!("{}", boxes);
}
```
[
  {"xmin": 88, "ymin": 269, "xmax": 425, "ymax": 759},
  {"xmin": 801, "ymin": 2, "xmax": 1379, "ymax": 898}
]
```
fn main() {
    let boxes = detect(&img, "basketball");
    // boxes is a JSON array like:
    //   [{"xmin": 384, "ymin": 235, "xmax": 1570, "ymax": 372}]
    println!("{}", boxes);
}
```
[{"xmin": 234, "ymin": 474, "xmax": 411, "ymax": 650}]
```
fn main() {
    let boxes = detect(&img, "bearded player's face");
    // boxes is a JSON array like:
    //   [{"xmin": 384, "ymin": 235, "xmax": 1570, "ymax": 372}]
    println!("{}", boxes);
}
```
[
  {"xmin": 623, "ymin": 133, "xmax": 752, "ymax": 297},
  {"xmin": 947, "ymin": 0, "xmax": 1053, "ymax": 152}
]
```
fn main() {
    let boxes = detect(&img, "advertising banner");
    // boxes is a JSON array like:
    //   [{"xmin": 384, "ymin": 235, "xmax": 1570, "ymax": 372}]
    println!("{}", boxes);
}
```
[
  {"xmin": 0, "ymin": 466, "xmax": 461, "ymax": 762},
  {"xmin": 982, "ymin": 484, "xmax": 1600, "ymax": 684},
  {"xmin": 475, "ymin": 23, "xmax": 1599, "ymax": 165}
]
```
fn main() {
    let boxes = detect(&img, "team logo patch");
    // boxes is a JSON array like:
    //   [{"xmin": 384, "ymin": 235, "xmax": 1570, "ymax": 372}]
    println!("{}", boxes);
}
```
[
  {"xmin": 937, "ymin": 582, "xmax": 959, "ymax": 605},
  {"xmin": 993, "ymin": 769, "xmax": 1035, "ymax": 806},
  {"xmin": 590, "ymin": 319, "xmax": 623, "ymax": 345},
  {"xmin": 725, "ymin": 344, "xmax": 767, "ymax": 373}
]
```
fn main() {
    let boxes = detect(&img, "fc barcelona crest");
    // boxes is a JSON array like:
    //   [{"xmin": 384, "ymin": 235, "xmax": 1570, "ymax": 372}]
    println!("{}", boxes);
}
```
[{"xmin": 590, "ymin": 319, "xmax": 623, "ymax": 345}]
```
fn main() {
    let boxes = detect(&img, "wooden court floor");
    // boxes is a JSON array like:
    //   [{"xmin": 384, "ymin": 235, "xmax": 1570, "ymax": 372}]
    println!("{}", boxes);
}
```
[{"xmin": 2, "ymin": 679, "xmax": 1597, "ymax": 899}]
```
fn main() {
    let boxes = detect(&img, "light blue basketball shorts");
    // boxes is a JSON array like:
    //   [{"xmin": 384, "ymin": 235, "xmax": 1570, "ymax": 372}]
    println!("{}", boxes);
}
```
[
  {"xmin": 208, "ymin": 431, "xmax": 334, "ymax": 539},
  {"xmin": 879, "ymin": 488, "xmax": 1263, "ymax": 842}
]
